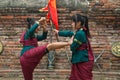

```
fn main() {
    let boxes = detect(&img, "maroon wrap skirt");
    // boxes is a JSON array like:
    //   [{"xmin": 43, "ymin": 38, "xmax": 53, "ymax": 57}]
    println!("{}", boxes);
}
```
[
  {"xmin": 20, "ymin": 44, "xmax": 47, "ymax": 80},
  {"xmin": 69, "ymin": 60, "xmax": 94, "ymax": 80}
]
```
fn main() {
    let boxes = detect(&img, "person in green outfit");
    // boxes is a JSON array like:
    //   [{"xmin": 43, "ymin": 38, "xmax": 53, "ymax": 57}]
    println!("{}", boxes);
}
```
[
  {"xmin": 53, "ymin": 14, "xmax": 94, "ymax": 80},
  {"xmin": 20, "ymin": 17, "xmax": 72, "ymax": 80}
]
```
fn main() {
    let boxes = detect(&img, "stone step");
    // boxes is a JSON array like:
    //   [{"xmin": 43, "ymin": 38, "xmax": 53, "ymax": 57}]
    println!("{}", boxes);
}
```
[{"xmin": 0, "ymin": 69, "xmax": 120, "ymax": 80}]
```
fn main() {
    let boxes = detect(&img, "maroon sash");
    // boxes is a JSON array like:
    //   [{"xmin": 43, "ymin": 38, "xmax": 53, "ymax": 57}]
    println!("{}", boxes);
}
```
[
  {"xmin": 76, "ymin": 43, "xmax": 88, "ymax": 50},
  {"xmin": 76, "ymin": 37, "xmax": 94, "ymax": 60},
  {"xmin": 20, "ymin": 32, "xmax": 38, "ymax": 47}
]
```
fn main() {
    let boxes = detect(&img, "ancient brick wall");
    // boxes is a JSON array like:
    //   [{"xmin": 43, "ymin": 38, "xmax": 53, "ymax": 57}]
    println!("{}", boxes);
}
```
[{"xmin": 0, "ymin": 0, "xmax": 120, "ymax": 80}]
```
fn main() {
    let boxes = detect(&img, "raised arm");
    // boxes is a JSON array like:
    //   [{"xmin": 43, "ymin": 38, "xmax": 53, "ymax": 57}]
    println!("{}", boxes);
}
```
[
  {"xmin": 37, "ymin": 18, "xmax": 48, "ymax": 41},
  {"xmin": 53, "ymin": 29, "xmax": 74, "ymax": 37},
  {"xmin": 25, "ymin": 17, "xmax": 47, "ymax": 39},
  {"xmin": 27, "ymin": 23, "xmax": 39, "ymax": 38},
  {"xmin": 37, "ymin": 31, "xmax": 48, "ymax": 41}
]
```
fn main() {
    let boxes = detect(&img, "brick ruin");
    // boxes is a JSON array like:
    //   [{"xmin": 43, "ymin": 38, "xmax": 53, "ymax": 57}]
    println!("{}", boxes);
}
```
[{"xmin": 0, "ymin": 0, "xmax": 120, "ymax": 80}]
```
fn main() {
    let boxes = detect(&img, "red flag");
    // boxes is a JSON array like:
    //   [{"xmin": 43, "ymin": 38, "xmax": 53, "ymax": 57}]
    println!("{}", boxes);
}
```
[
  {"xmin": 39, "ymin": 5, "xmax": 48, "ymax": 12},
  {"xmin": 39, "ymin": 0, "xmax": 59, "ymax": 30}
]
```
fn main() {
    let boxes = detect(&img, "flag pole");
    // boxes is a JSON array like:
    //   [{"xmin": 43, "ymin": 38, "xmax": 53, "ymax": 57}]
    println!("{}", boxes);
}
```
[
  {"xmin": 47, "ymin": 4, "xmax": 55, "ymax": 69},
  {"xmin": 39, "ymin": 0, "xmax": 59, "ymax": 69}
]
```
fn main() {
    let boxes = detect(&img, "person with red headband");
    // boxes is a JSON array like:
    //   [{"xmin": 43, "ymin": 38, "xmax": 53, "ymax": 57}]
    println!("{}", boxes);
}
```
[{"xmin": 53, "ymin": 14, "xmax": 94, "ymax": 80}]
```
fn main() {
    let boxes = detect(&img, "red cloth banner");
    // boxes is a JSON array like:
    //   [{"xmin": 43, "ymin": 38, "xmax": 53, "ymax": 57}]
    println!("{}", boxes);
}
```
[{"xmin": 39, "ymin": 0, "xmax": 59, "ymax": 30}]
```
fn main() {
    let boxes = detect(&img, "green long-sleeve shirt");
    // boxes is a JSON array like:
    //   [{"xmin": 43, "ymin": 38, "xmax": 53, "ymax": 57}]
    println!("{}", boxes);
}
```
[
  {"xmin": 20, "ymin": 23, "xmax": 48, "ymax": 56},
  {"xmin": 58, "ymin": 29, "xmax": 89, "ymax": 63}
]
